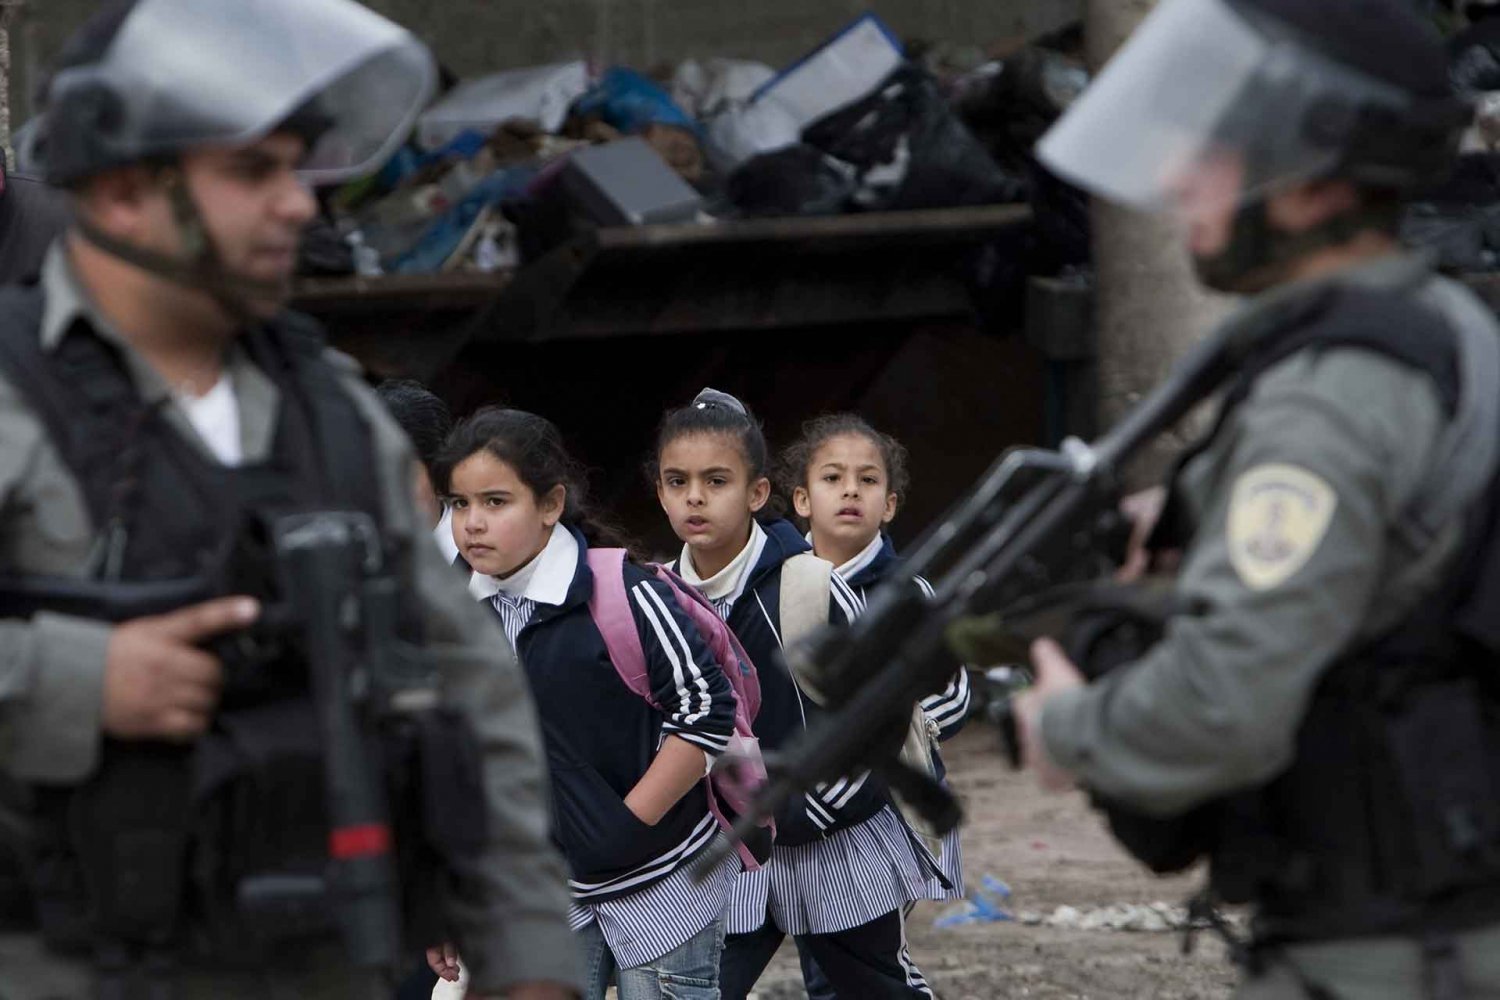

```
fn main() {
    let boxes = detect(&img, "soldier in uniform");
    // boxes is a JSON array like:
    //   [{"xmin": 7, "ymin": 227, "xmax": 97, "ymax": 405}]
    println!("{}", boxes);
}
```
[
  {"xmin": 0, "ymin": 1, "xmax": 580, "ymax": 997},
  {"xmin": 1015, "ymin": 0, "xmax": 1500, "ymax": 997}
]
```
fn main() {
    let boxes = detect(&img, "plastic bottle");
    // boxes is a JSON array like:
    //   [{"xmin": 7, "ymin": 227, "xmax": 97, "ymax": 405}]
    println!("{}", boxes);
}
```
[
  {"xmin": 473, "ymin": 220, "xmax": 518, "ymax": 273},
  {"xmin": 347, "ymin": 231, "xmax": 384, "ymax": 277},
  {"xmin": 474, "ymin": 229, "xmax": 502, "ymax": 273}
]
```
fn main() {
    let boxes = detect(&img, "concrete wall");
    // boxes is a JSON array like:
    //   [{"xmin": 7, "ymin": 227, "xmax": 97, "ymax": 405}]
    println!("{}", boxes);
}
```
[{"xmin": 17, "ymin": 0, "xmax": 1079, "ymax": 121}]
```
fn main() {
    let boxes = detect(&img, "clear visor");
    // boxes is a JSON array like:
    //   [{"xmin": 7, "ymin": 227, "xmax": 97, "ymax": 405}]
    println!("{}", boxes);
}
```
[
  {"xmin": 59, "ymin": 0, "xmax": 436, "ymax": 184},
  {"xmin": 1036, "ymin": 0, "xmax": 1409, "ymax": 214}
]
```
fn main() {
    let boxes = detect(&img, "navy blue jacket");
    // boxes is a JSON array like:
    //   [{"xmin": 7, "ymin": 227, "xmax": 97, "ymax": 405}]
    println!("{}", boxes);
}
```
[
  {"xmin": 842, "ymin": 534, "xmax": 973, "ymax": 782},
  {"xmin": 680, "ymin": 519, "xmax": 891, "ymax": 846},
  {"xmin": 512, "ymin": 531, "xmax": 736, "ymax": 902}
]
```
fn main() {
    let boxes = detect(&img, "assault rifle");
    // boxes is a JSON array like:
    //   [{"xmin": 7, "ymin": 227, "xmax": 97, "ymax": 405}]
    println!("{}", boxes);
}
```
[
  {"xmin": 1, "ymin": 510, "xmax": 442, "ymax": 984},
  {"xmin": 704, "ymin": 304, "xmax": 1285, "ymax": 867},
  {"xmin": 267, "ymin": 511, "xmax": 422, "ymax": 977}
]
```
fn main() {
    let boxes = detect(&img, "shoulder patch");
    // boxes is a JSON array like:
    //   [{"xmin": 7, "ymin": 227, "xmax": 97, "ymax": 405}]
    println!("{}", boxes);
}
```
[{"xmin": 1226, "ymin": 463, "xmax": 1337, "ymax": 591}]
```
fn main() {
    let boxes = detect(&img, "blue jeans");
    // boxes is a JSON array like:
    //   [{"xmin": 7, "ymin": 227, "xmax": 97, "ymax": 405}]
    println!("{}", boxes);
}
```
[{"xmin": 580, "ymin": 909, "xmax": 728, "ymax": 1000}]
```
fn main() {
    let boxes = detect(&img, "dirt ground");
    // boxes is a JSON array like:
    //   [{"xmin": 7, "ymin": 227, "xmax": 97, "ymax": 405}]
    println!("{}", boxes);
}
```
[{"xmin": 745, "ymin": 726, "xmax": 1239, "ymax": 999}]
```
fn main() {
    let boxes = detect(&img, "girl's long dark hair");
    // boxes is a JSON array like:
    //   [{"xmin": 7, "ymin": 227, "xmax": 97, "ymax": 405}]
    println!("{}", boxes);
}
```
[{"xmin": 437, "ymin": 406, "xmax": 638, "ymax": 556}]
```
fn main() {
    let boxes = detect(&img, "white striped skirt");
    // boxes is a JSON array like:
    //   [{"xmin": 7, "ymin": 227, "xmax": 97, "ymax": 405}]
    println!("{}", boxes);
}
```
[
  {"xmin": 727, "ymin": 806, "xmax": 939, "ymax": 937},
  {"xmin": 569, "ymin": 840, "xmax": 738, "ymax": 968}
]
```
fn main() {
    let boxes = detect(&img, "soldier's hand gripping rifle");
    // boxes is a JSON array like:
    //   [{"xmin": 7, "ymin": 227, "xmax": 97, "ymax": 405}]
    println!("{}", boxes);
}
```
[
  {"xmin": 0, "ymin": 511, "xmax": 446, "ymax": 982},
  {"xmin": 703, "ymin": 313, "xmax": 1274, "ymax": 866}
]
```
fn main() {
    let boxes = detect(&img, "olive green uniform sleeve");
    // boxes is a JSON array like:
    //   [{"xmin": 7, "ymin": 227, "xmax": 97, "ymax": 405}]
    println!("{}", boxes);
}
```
[
  {"xmin": 339, "ymin": 368, "xmax": 583, "ymax": 994},
  {"xmin": 1040, "ymin": 348, "xmax": 1452, "ymax": 817},
  {"xmin": 0, "ymin": 372, "xmax": 112, "ymax": 784}
]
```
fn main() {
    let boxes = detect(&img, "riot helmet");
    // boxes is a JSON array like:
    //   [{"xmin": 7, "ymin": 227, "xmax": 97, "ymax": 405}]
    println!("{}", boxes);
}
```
[
  {"xmin": 38, "ymin": 0, "xmax": 435, "ymax": 188},
  {"xmin": 34, "ymin": 0, "xmax": 435, "ymax": 311},
  {"xmin": 1038, "ymin": 0, "xmax": 1466, "ymax": 216}
]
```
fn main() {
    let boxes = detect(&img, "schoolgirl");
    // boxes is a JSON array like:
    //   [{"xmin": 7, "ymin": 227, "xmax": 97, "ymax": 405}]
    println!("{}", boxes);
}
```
[
  {"xmin": 651, "ymin": 388, "xmax": 938, "ymax": 1000},
  {"xmin": 438, "ymin": 406, "xmax": 739, "ymax": 1000},
  {"xmin": 780, "ymin": 413, "xmax": 971, "ymax": 903}
]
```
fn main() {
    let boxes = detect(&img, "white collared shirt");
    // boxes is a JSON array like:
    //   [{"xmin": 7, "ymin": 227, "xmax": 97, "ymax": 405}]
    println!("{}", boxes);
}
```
[
  {"xmin": 677, "ymin": 521, "xmax": 767, "ymax": 613},
  {"xmin": 803, "ymin": 530, "xmax": 886, "ymax": 582},
  {"xmin": 469, "ymin": 523, "xmax": 577, "ymax": 650},
  {"xmin": 468, "ymin": 522, "xmax": 577, "ymax": 606}
]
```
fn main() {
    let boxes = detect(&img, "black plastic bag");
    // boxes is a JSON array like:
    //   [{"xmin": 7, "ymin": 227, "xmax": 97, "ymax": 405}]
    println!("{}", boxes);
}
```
[
  {"xmin": 951, "ymin": 46, "xmax": 1089, "ymax": 175},
  {"xmin": 725, "ymin": 144, "xmax": 857, "ymax": 217},
  {"xmin": 1451, "ymin": 18, "xmax": 1500, "ymax": 95},
  {"xmin": 296, "ymin": 216, "xmax": 354, "ymax": 277},
  {"xmin": 1402, "ymin": 153, "xmax": 1500, "ymax": 272},
  {"xmin": 802, "ymin": 63, "xmax": 1026, "ymax": 212}
]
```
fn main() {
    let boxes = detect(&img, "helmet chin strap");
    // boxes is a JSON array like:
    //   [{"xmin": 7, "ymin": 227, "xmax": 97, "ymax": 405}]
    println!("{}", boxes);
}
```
[
  {"xmin": 75, "ymin": 168, "xmax": 290, "ymax": 323},
  {"xmin": 1193, "ymin": 198, "xmax": 1402, "ymax": 295}
]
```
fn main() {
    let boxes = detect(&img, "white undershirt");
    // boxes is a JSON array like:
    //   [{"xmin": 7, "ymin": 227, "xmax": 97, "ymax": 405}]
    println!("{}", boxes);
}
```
[
  {"xmin": 833, "ymin": 532, "xmax": 885, "ymax": 580},
  {"xmin": 175, "ymin": 375, "xmax": 242, "ymax": 467},
  {"xmin": 677, "ymin": 521, "xmax": 767, "ymax": 608}
]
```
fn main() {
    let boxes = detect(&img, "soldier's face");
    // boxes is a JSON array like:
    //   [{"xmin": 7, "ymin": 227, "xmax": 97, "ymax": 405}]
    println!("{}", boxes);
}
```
[
  {"xmin": 447, "ymin": 450, "xmax": 564, "ymax": 578},
  {"xmin": 1173, "ymin": 149, "xmax": 1245, "ymax": 259},
  {"xmin": 177, "ymin": 133, "xmax": 318, "ymax": 311}
]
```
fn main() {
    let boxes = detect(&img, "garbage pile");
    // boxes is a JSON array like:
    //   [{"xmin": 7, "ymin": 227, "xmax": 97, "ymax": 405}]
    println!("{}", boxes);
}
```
[
  {"xmin": 1405, "ymin": 9, "xmax": 1500, "ymax": 272},
  {"xmin": 930, "ymin": 873, "xmax": 1250, "ymax": 938},
  {"xmin": 303, "ymin": 13, "xmax": 1091, "ymax": 279},
  {"xmin": 1016, "ymin": 901, "xmax": 1245, "ymax": 936}
]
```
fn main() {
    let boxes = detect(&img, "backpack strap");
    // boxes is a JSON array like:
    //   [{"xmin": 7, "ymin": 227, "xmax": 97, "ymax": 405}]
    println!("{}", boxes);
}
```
[
  {"xmin": 778, "ymin": 552, "xmax": 833, "ymax": 651},
  {"xmin": 651, "ymin": 565, "xmax": 762, "ymax": 721},
  {"xmin": 585, "ymin": 548, "xmax": 653, "ymax": 703},
  {"xmin": 777, "ymin": 552, "xmax": 835, "ymax": 707},
  {"xmin": 0, "ymin": 297, "xmax": 390, "ymax": 541},
  {"xmin": 1231, "ymin": 281, "xmax": 1500, "ymax": 549},
  {"xmin": 1407, "ymin": 279, "xmax": 1500, "ymax": 546},
  {"xmin": 0, "ymin": 286, "xmax": 146, "ymax": 533},
  {"xmin": 1155, "ymin": 279, "xmax": 1500, "ymax": 554},
  {"xmin": 0, "ymin": 287, "xmax": 68, "ymax": 462},
  {"xmin": 243, "ymin": 314, "xmax": 382, "ymax": 515}
]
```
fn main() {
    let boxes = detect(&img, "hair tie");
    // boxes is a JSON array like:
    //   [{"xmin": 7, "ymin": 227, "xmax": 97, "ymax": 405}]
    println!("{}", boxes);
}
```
[{"xmin": 692, "ymin": 387, "xmax": 748, "ymax": 417}]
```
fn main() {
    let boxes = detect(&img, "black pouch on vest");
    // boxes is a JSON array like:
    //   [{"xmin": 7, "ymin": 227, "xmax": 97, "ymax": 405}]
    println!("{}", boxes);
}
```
[
  {"xmin": 383, "ymin": 707, "xmax": 488, "ymax": 942},
  {"xmin": 1380, "ymin": 678, "xmax": 1500, "ymax": 898},
  {"xmin": 190, "ymin": 699, "xmax": 335, "ymax": 961},
  {"xmin": 1064, "ymin": 584, "xmax": 1220, "ymax": 874},
  {"xmin": 413, "ymin": 709, "xmax": 488, "ymax": 862},
  {"xmin": 66, "ymin": 746, "xmax": 191, "ymax": 946}
]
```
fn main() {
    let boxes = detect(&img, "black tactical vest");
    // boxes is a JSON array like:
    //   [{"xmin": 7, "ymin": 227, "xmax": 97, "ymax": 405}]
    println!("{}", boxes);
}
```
[
  {"xmin": 0, "ymin": 285, "xmax": 402, "ymax": 963},
  {"xmin": 1152, "ymin": 280, "xmax": 1500, "ymax": 944}
]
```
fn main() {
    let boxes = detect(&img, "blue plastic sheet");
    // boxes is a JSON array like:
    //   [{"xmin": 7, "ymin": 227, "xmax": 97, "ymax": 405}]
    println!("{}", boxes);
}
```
[
  {"xmin": 933, "ymin": 875, "xmax": 1014, "ymax": 928},
  {"xmin": 573, "ymin": 67, "xmax": 699, "ymax": 135},
  {"xmin": 390, "ymin": 164, "xmax": 538, "ymax": 274}
]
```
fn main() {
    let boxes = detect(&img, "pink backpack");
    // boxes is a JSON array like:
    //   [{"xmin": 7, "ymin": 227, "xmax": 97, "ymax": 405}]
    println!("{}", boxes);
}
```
[{"xmin": 585, "ymin": 548, "xmax": 773, "ymax": 870}]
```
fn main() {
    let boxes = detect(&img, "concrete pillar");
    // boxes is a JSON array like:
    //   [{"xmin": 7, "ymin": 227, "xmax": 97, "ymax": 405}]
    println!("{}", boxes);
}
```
[
  {"xmin": 0, "ymin": 2, "xmax": 18, "ymax": 159},
  {"xmin": 1086, "ymin": 0, "xmax": 1226, "ymax": 486}
]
